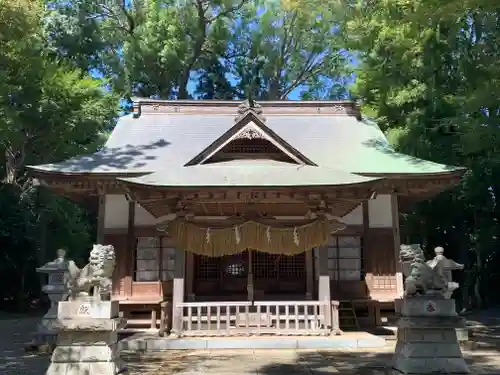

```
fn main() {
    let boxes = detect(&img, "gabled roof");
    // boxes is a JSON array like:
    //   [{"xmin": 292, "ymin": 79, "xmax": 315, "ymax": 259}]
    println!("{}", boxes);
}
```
[
  {"xmin": 184, "ymin": 107, "xmax": 315, "ymax": 166},
  {"xmin": 27, "ymin": 99, "xmax": 464, "ymax": 188}
]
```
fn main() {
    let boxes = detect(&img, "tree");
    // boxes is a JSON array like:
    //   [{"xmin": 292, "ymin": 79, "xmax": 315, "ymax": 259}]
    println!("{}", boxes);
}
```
[
  {"xmin": 1, "ymin": 0, "xmax": 118, "ymax": 185},
  {"xmin": 228, "ymin": 1, "xmax": 349, "ymax": 100},
  {"xmin": 336, "ymin": 0, "xmax": 500, "ymax": 308},
  {"xmin": 108, "ymin": 0, "xmax": 247, "ymax": 99},
  {"xmin": 0, "ymin": 0, "xmax": 119, "ymax": 310}
]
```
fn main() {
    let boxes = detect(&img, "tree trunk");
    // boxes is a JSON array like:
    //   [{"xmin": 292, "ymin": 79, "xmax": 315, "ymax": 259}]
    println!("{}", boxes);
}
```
[
  {"xmin": 4, "ymin": 149, "xmax": 17, "ymax": 184},
  {"xmin": 474, "ymin": 250, "xmax": 483, "ymax": 308}
]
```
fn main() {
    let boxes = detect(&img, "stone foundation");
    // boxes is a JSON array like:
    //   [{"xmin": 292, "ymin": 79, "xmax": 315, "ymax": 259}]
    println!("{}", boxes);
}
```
[
  {"xmin": 391, "ymin": 297, "xmax": 469, "ymax": 374},
  {"xmin": 45, "ymin": 300, "xmax": 125, "ymax": 375}
]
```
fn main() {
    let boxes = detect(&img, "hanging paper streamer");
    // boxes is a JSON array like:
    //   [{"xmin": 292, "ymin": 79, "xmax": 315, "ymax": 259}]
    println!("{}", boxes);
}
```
[
  {"xmin": 293, "ymin": 227, "xmax": 299, "ymax": 246},
  {"xmin": 235, "ymin": 226, "xmax": 241, "ymax": 244},
  {"xmin": 163, "ymin": 218, "xmax": 346, "ymax": 257},
  {"xmin": 205, "ymin": 228, "xmax": 211, "ymax": 244}
]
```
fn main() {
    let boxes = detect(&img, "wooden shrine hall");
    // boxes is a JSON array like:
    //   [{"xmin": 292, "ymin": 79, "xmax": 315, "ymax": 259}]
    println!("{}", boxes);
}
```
[{"xmin": 28, "ymin": 99, "xmax": 464, "ymax": 336}]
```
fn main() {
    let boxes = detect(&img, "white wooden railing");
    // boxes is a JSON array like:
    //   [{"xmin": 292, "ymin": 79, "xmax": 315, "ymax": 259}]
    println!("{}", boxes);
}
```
[{"xmin": 172, "ymin": 300, "xmax": 340, "ymax": 337}]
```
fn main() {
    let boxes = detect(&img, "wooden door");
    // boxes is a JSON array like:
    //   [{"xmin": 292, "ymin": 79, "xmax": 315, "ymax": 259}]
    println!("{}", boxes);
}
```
[
  {"xmin": 193, "ymin": 250, "xmax": 307, "ymax": 300},
  {"xmin": 252, "ymin": 251, "xmax": 306, "ymax": 298},
  {"xmin": 194, "ymin": 252, "xmax": 248, "ymax": 298},
  {"xmin": 219, "ymin": 251, "xmax": 249, "ymax": 297}
]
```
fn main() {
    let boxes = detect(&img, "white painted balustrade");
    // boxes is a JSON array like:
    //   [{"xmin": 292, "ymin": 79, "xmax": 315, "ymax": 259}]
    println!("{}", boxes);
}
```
[{"xmin": 173, "ymin": 300, "xmax": 341, "ymax": 336}]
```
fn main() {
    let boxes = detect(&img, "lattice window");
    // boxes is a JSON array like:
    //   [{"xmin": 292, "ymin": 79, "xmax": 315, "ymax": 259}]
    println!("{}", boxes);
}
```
[
  {"xmin": 135, "ymin": 237, "xmax": 159, "ymax": 281},
  {"xmin": 194, "ymin": 251, "xmax": 306, "ymax": 281},
  {"xmin": 252, "ymin": 252, "xmax": 277, "ymax": 279},
  {"xmin": 227, "ymin": 139, "xmax": 277, "ymax": 154},
  {"xmin": 194, "ymin": 255, "xmax": 221, "ymax": 280},
  {"xmin": 372, "ymin": 276, "xmax": 397, "ymax": 291},
  {"xmin": 161, "ymin": 237, "xmax": 176, "ymax": 281},
  {"xmin": 134, "ymin": 237, "xmax": 177, "ymax": 281},
  {"xmin": 327, "ymin": 236, "xmax": 363, "ymax": 281}
]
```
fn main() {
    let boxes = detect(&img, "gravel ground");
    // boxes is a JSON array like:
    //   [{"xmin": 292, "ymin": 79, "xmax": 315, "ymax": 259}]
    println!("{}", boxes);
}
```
[{"xmin": 2, "ymin": 313, "xmax": 500, "ymax": 375}]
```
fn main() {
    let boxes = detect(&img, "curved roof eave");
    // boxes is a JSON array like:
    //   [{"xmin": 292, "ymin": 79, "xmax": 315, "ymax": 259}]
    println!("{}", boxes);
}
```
[
  {"xmin": 116, "ymin": 166, "xmax": 385, "ymax": 189},
  {"xmin": 26, "ymin": 165, "xmax": 153, "ymax": 178}
]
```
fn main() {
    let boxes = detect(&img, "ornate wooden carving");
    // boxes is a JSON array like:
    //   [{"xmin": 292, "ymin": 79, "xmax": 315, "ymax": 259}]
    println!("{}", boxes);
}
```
[
  {"xmin": 234, "ymin": 127, "xmax": 265, "ymax": 140},
  {"xmin": 32, "ymin": 170, "xmax": 463, "ymax": 217},
  {"xmin": 235, "ymin": 99, "xmax": 266, "ymax": 123},
  {"xmin": 132, "ymin": 98, "xmax": 361, "ymax": 117}
]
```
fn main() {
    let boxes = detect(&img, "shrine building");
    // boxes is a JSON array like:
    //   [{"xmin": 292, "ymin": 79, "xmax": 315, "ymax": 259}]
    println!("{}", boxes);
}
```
[{"xmin": 28, "ymin": 99, "xmax": 464, "ymax": 337}]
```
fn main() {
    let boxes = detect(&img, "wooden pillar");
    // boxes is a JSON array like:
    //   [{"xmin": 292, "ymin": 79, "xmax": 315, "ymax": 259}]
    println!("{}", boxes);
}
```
[
  {"xmin": 124, "ymin": 199, "xmax": 135, "ymax": 297},
  {"xmin": 362, "ymin": 201, "xmax": 371, "ymax": 293},
  {"xmin": 317, "ymin": 245, "xmax": 331, "ymax": 327},
  {"xmin": 362, "ymin": 200, "xmax": 377, "ymax": 325},
  {"xmin": 171, "ymin": 249, "xmax": 185, "ymax": 335},
  {"xmin": 247, "ymin": 250, "xmax": 254, "ymax": 302},
  {"xmin": 391, "ymin": 195, "xmax": 404, "ymax": 298},
  {"xmin": 96, "ymin": 194, "xmax": 106, "ymax": 244},
  {"xmin": 185, "ymin": 252, "xmax": 195, "ymax": 301},
  {"xmin": 305, "ymin": 249, "xmax": 314, "ymax": 300}
]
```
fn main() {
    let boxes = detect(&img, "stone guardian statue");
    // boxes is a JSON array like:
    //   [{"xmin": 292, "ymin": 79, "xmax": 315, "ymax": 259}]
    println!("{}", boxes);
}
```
[{"xmin": 66, "ymin": 244, "xmax": 116, "ymax": 301}]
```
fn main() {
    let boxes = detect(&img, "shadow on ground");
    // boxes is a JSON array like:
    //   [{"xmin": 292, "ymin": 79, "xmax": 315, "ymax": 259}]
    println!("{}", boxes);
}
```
[
  {"xmin": 4, "ymin": 312, "xmax": 500, "ymax": 375},
  {"xmin": 465, "ymin": 308, "xmax": 500, "ymax": 350},
  {"xmin": 256, "ymin": 350, "xmax": 500, "ymax": 375},
  {"xmin": 123, "ymin": 350, "xmax": 250, "ymax": 374}
]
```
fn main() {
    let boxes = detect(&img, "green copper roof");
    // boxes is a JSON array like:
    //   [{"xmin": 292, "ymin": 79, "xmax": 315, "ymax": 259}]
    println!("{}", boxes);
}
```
[
  {"xmin": 118, "ymin": 161, "xmax": 383, "ymax": 187},
  {"xmin": 27, "ymin": 102, "xmax": 463, "ymax": 187}
]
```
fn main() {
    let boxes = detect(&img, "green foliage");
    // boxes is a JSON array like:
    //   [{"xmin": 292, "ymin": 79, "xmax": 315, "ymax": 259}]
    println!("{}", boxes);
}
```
[
  {"xmin": 4, "ymin": 0, "xmax": 499, "ymax": 313},
  {"xmin": 337, "ymin": 0, "xmax": 500, "ymax": 308},
  {"xmin": 228, "ymin": 0, "xmax": 349, "ymax": 99},
  {"xmin": 0, "ymin": 0, "xmax": 117, "ymax": 310}
]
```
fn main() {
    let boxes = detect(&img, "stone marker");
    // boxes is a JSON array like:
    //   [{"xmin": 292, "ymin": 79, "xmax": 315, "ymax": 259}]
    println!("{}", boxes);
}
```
[
  {"xmin": 45, "ymin": 244, "xmax": 126, "ymax": 375},
  {"xmin": 392, "ymin": 245, "xmax": 469, "ymax": 375}
]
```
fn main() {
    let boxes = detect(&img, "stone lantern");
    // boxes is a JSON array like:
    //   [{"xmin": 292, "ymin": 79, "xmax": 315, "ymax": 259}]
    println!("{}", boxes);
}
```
[
  {"xmin": 34, "ymin": 248, "xmax": 69, "ymax": 345},
  {"xmin": 426, "ymin": 246, "xmax": 464, "ymax": 299}
]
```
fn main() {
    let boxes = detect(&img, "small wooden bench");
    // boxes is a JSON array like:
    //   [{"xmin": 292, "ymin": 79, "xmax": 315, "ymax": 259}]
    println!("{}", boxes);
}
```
[
  {"xmin": 114, "ymin": 298, "xmax": 170, "ymax": 335},
  {"xmin": 337, "ymin": 297, "xmax": 398, "ymax": 327}
]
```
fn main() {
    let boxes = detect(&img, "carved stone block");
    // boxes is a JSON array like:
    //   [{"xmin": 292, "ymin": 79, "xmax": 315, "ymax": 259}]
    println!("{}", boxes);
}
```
[
  {"xmin": 57, "ymin": 300, "xmax": 119, "ymax": 319},
  {"xmin": 45, "ymin": 300, "xmax": 125, "ymax": 375},
  {"xmin": 400, "ymin": 297, "xmax": 457, "ymax": 317}
]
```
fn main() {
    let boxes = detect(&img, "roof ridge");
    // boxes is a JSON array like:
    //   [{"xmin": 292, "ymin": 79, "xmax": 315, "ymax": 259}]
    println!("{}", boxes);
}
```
[{"xmin": 132, "ymin": 98, "xmax": 361, "ymax": 118}]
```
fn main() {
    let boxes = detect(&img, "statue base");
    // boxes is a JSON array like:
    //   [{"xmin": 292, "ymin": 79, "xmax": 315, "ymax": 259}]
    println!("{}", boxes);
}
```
[
  {"xmin": 45, "ymin": 299, "xmax": 126, "ymax": 375},
  {"xmin": 391, "ymin": 297, "xmax": 469, "ymax": 374}
]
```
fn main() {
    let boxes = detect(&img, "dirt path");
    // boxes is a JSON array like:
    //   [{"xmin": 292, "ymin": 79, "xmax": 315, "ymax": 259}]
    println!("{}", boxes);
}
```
[
  {"xmin": 0, "ymin": 317, "xmax": 49, "ymax": 375},
  {"xmin": 1, "ymin": 314, "xmax": 500, "ymax": 375}
]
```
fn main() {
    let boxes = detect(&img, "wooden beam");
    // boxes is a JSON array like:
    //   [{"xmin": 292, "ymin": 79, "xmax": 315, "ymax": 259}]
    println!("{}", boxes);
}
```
[
  {"xmin": 317, "ymin": 245, "xmax": 331, "ymax": 328},
  {"xmin": 96, "ymin": 195, "xmax": 106, "ymax": 243},
  {"xmin": 128, "ymin": 187, "xmax": 378, "ymax": 202},
  {"xmin": 171, "ymin": 249, "xmax": 185, "ymax": 334},
  {"xmin": 103, "ymin": 224, "xmax": 366, "ymax": 236},
  {"xmin": 362, "ymin": 200, "xmax": 369, "ymax": 233},
  {"xmin": 125, "ymin": 200, "xmax": 136, "ymax": 297},
  {"xmin": 185, "ymin": 252, "xmax": 195, "ymax": 302},
  {"xmin": 305, "ymin": 249, "xmax": 314, "ymax": 300},
  {"xmin": 391, "ymin": 195, "xmax": 404, "ymax": 298}
]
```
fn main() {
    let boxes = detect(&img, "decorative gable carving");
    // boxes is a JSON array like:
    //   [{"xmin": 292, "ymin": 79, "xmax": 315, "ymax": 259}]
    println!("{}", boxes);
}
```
[
  {"xmin": 235, "ymin": 99, "xmax": 266, "ymax": 123},
  {"xmin": 234, "ymin": 127, "xmax": 265, "ymax": 140},
  {"xmin": 201, "ymin": 123, "xmax": 302, "ymax": 164},
  {"xmin": 184, "ymin": 100, "xmax": 316, "ymax": 166}
]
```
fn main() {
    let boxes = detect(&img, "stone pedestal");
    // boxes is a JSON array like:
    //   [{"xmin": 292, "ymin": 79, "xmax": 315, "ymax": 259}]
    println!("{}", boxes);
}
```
[
  {"xmin": 391, "ymin": 296, "xmax": 469, "ymax": 374},
  {"xmin": 46, "ymin": 299, "xmax": 126, "ymax": 375},
  {"xmin": 395, "ymin": 298, "xmax": 469, "ymax": 343}
]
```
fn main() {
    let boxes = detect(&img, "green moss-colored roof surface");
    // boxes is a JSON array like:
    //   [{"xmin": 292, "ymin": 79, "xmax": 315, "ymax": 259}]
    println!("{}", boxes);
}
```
[{"xmin": 28, "ymin": 104, "xmax": 463, "ymax": 186}]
